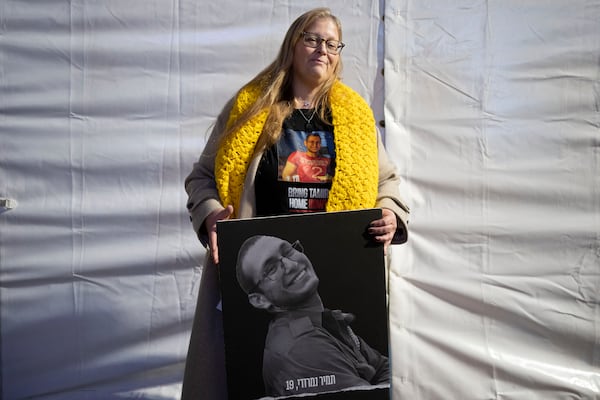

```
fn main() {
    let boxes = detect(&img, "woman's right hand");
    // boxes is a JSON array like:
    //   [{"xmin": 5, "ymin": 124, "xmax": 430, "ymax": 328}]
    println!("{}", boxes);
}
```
[{"xmin": 205, "ymin": 205, "xmax": 234, "ymax": 264}]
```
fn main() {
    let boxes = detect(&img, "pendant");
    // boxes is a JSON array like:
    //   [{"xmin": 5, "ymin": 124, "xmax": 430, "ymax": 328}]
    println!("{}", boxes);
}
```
[{"xmin": 305, "ymin": 123, "xmax": 313, "ymax": 132}]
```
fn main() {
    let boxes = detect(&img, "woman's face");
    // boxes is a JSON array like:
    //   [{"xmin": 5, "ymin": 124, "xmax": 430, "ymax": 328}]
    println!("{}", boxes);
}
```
[{"xmin": 292, "ymin": 17, "xmax": 340, "ymax": 89}]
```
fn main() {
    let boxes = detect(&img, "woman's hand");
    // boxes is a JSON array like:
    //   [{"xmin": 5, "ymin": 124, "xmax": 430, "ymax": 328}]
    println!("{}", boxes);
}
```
[
  {"xmin": 368, "ymin": 208, "xmax": 397, "ymax": 254},
  {"xmin": 205, "ymin": 205, "xmax": 234, "ymax": 264}
]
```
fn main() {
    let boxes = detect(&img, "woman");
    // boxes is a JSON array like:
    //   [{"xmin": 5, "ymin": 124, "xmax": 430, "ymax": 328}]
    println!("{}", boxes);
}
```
[{"xmin": 182, "ymin": 8, "xmax": 409, "ymax": 399}]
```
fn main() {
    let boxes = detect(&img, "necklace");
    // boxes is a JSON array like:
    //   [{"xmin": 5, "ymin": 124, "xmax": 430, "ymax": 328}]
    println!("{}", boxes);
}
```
[{"xmin": 298, "ymin": 108, "xmax": 317, "ymax": 132}]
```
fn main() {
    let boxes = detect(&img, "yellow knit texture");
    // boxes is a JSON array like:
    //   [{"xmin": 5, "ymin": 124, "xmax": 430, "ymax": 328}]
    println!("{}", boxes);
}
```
[{"xmin": 215, "ymin": 80, "xmax": 378, "ymax": 215}]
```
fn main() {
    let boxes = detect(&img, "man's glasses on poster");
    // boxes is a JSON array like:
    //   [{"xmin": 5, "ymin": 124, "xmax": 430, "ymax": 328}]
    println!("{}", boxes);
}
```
[{"xmin": 250, "ymin": 240, "xmax": 304, "ymax": 293}]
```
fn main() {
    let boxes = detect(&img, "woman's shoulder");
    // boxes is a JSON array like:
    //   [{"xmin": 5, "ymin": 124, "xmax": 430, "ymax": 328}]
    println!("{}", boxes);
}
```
[
  {"xmin": 329, "ymin": 80, "xmax": 375, "ymax": 127},
  {"xmin": 236, "ymin": 81, "xmax": 263, "ymax": 104},
  {"xmin": 330, "ymin": 80, "xmax": 369, "ymax": 107}
]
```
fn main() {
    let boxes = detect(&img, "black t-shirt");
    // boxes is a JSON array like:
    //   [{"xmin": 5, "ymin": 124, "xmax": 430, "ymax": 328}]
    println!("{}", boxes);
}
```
[{"xmin": 255, "ymin": 109, "xmax": 336, "ymax": 217}]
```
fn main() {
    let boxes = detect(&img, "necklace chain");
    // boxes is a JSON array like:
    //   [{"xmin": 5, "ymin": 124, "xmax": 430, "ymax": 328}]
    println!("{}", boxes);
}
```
[{"xmin": 298, "ymin": 108, "xmax": 317, "ymax": 125}]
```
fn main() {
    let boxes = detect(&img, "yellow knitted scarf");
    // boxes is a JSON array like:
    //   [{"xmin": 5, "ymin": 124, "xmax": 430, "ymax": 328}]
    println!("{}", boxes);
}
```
[{"xmin": 215, "ymin": 80, "xmax": 378, "ymax": 216}]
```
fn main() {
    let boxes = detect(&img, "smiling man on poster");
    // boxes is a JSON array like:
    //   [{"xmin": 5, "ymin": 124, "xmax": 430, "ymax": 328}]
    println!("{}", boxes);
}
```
[{"xmin": 236, "ymin": 235, "xmax": 389, "ymax": 398}]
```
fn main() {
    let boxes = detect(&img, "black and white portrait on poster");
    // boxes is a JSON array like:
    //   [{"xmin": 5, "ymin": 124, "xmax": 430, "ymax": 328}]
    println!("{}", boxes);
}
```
[{"xmin": 217, "ymin": 209, "xmax": 390, "ymax": 400}]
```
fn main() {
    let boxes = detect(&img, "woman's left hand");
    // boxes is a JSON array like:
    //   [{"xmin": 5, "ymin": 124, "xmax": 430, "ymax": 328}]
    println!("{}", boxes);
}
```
[{"xmin": 368, "ymin": 208, "xmax": 397, "ymax": 254}]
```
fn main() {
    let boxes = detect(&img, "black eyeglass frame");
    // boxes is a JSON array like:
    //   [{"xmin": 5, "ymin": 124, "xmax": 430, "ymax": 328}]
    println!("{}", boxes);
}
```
[
  {"xmin": 249, "ymin": 240, "xmax": 304, "ymax": 293},
  {"xmin": 301, "ymin": 31, "xmax": 345, "ymax": 54}
]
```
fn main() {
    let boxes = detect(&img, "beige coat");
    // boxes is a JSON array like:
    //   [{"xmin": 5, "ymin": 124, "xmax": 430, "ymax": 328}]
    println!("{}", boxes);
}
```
[{"xmin": 181, "ymin": 97, "xmax": 410, "ymax": 400}]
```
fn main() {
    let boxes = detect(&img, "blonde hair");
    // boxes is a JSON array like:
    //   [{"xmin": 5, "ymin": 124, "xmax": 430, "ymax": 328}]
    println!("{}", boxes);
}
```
[{"xmin": 222, "ymin": 8, "xmax": 344, "ymax": 152}]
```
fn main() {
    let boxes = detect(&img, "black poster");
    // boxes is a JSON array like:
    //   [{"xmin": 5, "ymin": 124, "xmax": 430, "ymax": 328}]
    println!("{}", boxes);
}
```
[{"xmin": 217, "ymin": 209, "xmax": 390, "ymax": 400}]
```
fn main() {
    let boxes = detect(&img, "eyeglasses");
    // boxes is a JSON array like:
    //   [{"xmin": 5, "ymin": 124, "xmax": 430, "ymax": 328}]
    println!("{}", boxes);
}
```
[
  {"xmin": 250, "ymin": 240, "xmax": 304, "ymax": 293},
  {"xmin": 301, "ymin": 32, "xmax": 345, "ymax": 55}
]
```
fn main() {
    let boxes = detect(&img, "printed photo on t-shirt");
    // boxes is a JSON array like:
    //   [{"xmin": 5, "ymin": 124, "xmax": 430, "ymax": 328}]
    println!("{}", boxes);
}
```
[{"xmin": 277, "ymin": 129, "xmax": 335, "ymax": 184}]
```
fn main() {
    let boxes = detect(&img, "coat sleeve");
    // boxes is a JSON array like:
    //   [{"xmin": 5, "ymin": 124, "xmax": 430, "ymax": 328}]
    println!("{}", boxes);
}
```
[
  {"xmin": 375, "ymin": 131, "xmax": 410, "ymax": 244},
  {"xmin": 356, "ymin": 334, "xmax": 390, "ymax": 385},
  {"xmin": 184, "ymin": 97, "xmax": 236, "ymax": 246}
]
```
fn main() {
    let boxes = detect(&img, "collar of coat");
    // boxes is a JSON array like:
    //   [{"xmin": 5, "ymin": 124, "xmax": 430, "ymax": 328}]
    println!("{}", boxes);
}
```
[{"xmin": 215, "ymin": 80, "xmax": 378, "ymax": 217}]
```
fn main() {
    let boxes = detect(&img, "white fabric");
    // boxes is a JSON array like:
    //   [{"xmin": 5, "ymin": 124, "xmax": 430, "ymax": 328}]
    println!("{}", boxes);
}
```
[
  {"xmin": 385, "ymin": 1, "xmax": 600, "ymax": 398},
  {"xmin": 0, "ymin": 0, "xmax": 598, "ymax": 399}
]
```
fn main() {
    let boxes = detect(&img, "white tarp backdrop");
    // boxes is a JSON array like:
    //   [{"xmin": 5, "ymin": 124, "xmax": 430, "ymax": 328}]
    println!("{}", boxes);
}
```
[{"xmin": 0, "ymin": 1, "xmax": 598, "ymax": 399}]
